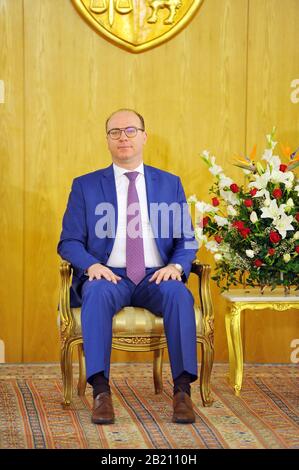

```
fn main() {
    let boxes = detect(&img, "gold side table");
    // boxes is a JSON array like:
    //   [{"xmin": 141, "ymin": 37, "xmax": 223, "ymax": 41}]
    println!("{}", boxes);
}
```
[{"xmin": 222, "ymin": 288, "xmax": 299, "ymax": 396}]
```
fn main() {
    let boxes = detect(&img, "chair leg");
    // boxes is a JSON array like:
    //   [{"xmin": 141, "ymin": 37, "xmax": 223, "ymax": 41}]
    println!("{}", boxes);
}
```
[
  {"xmin": 153, "ymin": 348, "xmax": 164, "ymax": 394},
  {"xmin": 199, "ymin": 339, "xmax": 214, "ymax": 407},
  {"xmin": 61, "ymin": 340, "xmax": 74, "ymax": 406},
  {"xmin": 77, "ymin": 342, "xmax": 87, "ymax": 397}
]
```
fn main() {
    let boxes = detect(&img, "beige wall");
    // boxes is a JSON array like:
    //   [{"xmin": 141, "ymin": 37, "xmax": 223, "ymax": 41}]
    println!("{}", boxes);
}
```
[{"xmin": 0, "ymin": 0, "xmax": 298, "ymax": 364}]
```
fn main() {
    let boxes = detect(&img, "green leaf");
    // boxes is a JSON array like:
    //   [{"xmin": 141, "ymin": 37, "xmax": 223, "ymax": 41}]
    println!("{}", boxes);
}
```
[{"xmin": 287, "ymin": 160, "xmax": 299, "ymax": 171}]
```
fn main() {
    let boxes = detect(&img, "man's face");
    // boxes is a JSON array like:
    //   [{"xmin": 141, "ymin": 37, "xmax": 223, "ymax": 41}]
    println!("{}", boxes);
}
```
[{"xmin": 106, "ymin": 111, "xmax": 147, "ymax": 167}]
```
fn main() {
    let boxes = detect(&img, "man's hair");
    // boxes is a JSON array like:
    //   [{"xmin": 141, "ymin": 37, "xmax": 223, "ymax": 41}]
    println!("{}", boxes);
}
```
[{"xmin": 105, "ymin": 108, "xmax": 145, "ymax": 132}]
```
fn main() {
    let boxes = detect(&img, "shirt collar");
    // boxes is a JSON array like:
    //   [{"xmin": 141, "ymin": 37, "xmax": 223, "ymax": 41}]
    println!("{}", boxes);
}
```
[{"xmin": 113, "ymin": 162, "xmax": 144, "ymax": 178}]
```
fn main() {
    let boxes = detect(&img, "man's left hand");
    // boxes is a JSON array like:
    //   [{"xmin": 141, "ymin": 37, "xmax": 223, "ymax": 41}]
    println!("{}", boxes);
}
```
[{"xmin": 149, "ymin": 265, "xmax": 182, "ymax": 285}]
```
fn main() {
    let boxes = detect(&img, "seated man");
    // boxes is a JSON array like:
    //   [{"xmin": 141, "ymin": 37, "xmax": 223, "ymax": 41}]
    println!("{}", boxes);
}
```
[{"xmin": 57, "ymin": 108, "xmax": 199, "ymax": 425}]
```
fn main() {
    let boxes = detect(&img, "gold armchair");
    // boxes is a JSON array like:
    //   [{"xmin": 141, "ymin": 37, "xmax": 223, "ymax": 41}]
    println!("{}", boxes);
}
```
[{"xmin": 59, "ymin": 260, "xmax": 214, "ymax": 407}]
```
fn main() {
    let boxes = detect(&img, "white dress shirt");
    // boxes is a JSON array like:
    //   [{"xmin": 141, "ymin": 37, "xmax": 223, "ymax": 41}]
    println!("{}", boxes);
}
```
[{"xmin": 106, "ymin": 162, "xmax": 164, "ymax": 268}]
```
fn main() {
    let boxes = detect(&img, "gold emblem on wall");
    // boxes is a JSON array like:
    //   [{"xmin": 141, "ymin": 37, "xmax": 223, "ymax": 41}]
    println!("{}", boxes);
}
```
[{"xmin": 71, "ymin": 0, "xmax": 203, "ymax": 52}]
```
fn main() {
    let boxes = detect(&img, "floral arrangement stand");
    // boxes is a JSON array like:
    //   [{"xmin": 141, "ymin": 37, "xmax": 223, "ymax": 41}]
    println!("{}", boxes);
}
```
[
  {"xmin": 222, "ymin": 287, "xmax": 299, "ymax": 395},
  {"xmin": 189, "ymin": 129, "xmax": 299, "ymax": 293}
]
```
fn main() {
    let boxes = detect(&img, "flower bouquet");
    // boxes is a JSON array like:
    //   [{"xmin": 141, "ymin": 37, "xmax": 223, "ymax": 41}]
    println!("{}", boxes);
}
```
[{"xmin": 189, "ymin": 130, "xmax": 299, "ymax": 292}]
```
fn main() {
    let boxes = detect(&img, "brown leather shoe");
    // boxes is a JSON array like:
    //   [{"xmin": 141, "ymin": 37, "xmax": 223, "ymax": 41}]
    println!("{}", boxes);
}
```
[
  {"xmin": 172, "ymin": 392, "xmax": 196, "ymax": 424},
  {"xmin": 91, "ymin": 392, "xmax": 115, "ymax": 424}
]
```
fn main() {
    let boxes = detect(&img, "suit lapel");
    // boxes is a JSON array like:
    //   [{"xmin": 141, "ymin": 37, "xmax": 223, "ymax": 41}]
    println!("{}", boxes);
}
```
[
  {"xmin": 100, "ymin": 164, "xmax": 118, "ymax": 252},
  {"xmin": 144, "ymin": 164, "xmax": 158, "ymax": 218},
  {"xmin": 144, "ymin": 164, "xmax": 163, "ymax": 256}
]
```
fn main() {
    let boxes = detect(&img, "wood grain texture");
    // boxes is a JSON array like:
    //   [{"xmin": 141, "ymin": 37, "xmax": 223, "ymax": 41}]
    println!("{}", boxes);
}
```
[
  {"xmin": 1, "ymin": 0, "xmax": 298, "ymax": 363},
  {"xmin": 0, "ymin": 0, "xmax": 24, "ymax": 361},
  {"xmin": 244, "ymin": 0, "xmax": 299, "ymax": 362}
]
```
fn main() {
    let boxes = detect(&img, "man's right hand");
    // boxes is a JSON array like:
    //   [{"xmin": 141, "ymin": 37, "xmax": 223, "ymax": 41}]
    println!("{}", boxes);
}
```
[{"xmin": 87, "ymin": 263, "xmax": 121, "ymax": 284}]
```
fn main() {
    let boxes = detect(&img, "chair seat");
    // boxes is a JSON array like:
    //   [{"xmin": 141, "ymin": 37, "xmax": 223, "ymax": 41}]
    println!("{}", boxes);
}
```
[{"xmin": 71, "ymin": 305, "xmax": 203, "ymax": 337}]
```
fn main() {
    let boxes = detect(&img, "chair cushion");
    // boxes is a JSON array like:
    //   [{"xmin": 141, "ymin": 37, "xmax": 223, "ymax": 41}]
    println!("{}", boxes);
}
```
[{"xmin": 71, "ymin": 306, "xmax": 202, "ymax": 337}]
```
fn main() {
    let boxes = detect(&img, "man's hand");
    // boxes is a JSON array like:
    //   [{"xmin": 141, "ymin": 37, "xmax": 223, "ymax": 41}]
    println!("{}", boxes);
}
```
[
  {"xmin": 149, "ymin": 265, "xmax": 182, "ymax": 285},
  {"xmin": 87, "ymin": 263, "xmax": 121, "ymax": 284}
]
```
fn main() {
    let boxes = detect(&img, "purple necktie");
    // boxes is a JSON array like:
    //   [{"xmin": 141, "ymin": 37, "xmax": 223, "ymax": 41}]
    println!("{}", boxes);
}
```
[{"xmin": 125, "ymin": 171, "xmax": 146, "ymax": 285}]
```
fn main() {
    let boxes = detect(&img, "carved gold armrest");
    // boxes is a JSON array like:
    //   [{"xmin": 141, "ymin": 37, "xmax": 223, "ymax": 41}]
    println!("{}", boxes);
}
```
[
  {"xmin": 191, "ymin": 260, "xmax": 214, "ymax": 338},
  {"xmin": 59, "ymin": 260, "xmax": 73, "ymax": 329}
]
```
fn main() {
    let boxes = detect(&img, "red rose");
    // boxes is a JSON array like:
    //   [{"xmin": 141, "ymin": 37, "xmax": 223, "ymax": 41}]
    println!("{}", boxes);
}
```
[
  {"xmin": 254, "ymin": 259, "xmax": 263, "ymax": 267},
  {"xmin": 212, "ymin": 197, "xmax": 220, "ymax": 207},
  {"xmin": 215, "ymin": 235, "xmax": 223, "ymax": 244},
  {"xmin": 272, "ymin": 188, "xmax": 283, "ymax": 199},
  {"xmin": 268, "ymin": 248, "xmax": 275, "ymax": 256},
  {"xmin": 202, "ymin": 216, "xmax": 210, "ymax": 227},
  {"xmin": 296, "ymin": 213, "xmax": 299, "ymax": 222},
  {"xmin": 279, "ymin": 164, "xmax": 288, "ymax": 172},
  {"xmin": 269, "ymin": 231, "xmax": 281, "ymax": 244},
  {"xmin": 240, "ymin": 228, "xmax": 251, "ymax": 238},
  {"xmin": 250, "ymin": 188, "xmax": 258, "ymax": 196},
  {"xmin": 230, "ymin": 183, "xmax": 240, "ymax": 193},
  {"xmin": 295, "ymin": 246, "xmax": 299, "ymax": 254},
  {"xmin": 233, "ymin": 220, "xmax": 245, "ymax": 230},
  {"xmin": 244, "ymin": 199, "xmax": 253, "ymax": 207}
]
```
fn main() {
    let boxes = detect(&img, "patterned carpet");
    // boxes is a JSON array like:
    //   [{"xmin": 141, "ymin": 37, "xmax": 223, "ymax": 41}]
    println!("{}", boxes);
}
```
[{"xmin": 0, "ymin": 363, "xmax": 298, "ymax": 449}]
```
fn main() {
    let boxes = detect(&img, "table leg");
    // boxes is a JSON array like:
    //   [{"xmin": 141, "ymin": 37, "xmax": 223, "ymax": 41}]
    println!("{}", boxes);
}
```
[
  {"xmin": 225, "ymin": 307, "xmax": 236, "ymax": 387},
  {"xmin": 225, "ymin": 304, "xmax": 243, "ymax": 395}
]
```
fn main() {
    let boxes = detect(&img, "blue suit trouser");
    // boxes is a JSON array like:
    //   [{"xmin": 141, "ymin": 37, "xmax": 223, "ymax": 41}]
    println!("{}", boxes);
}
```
[{"xmin": 81, "ymin": 267, "xmax": 198, "ymax": 384}]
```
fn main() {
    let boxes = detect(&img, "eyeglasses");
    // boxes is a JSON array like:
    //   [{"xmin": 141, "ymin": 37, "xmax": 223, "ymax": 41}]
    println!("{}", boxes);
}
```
[{"xmin": 107, "ymin": 126, "xmax": 144, "ymax": 140}]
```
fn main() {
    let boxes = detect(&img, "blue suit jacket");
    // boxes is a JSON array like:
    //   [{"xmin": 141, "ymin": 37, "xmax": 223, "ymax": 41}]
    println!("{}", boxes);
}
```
[{"xmin": 58, "ymin": 164, "xmax": 198, "ymax": 306}]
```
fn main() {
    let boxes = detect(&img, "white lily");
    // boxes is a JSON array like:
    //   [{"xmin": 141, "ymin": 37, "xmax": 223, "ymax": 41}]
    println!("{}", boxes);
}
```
[
  {"xmin": 214, "ymin": 253, "xmax": 223, "ymax": 261},
  {"xmin": 253, "ymin": 188, "xmax": 270, "ymax": 202},
  {"xmin": 273, "ymin": 214, "xmax": 294, "ymax": 239},
  {"xmin": 196, "ymin": 201, "xmax": 218, "ymax": 215},
  {"xmin": 270, "ymin": 169, "xmax": 294, "ymax": 186},
  {"xmin": 262, "ymin": 149, "xmax": 281, "ymax": 170},
  {"xmin": 283, "ymin": 253, "xmax": 291, "ymax": 263},
  {"xmin": 262, "ymin": 148, "xmax": 273, "ymax": 161},
  {"xmin": 249, "ymin": 167, "xmax": 271, "ymax": 190},
  {"xmin": 214, "ymin": 215, "xmax": 229, "ymax": 227},
  {"xmin": 220, "ymin": 189, "xmax": 239, "ymax": 206},
  {"xmin": 219, "ymin": 173, "xmax": 233, "ymax": 189},
  {"xmin": 204, "ymin": 155, "xmax": 223, "ymax": 176},
  {"xmin": 260, "ymin": 199, "xmax": 286, "ymax": 221},
  {"xmin": 209, "ymin": 164, "xmax": 223, "ymax": 176},
  {"xmin": 205, "ymin": 240, "xmax": 219, "ymax": 253}
]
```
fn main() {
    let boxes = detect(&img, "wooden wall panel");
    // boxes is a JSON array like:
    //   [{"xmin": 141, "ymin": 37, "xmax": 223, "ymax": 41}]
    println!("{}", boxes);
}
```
[
  {"xmin": 244, "ymin": 0, "xmax": 299, "ymax": 362},
  {"xmin": 1, "ymin": 0, "xmax": 297, "ymax": 363},
  {"xmin": 0, "ymin": 0, "xmax": 24, "ymax": 362}
]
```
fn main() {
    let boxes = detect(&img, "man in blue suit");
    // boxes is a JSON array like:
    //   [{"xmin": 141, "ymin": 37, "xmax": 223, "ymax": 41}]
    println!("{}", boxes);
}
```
[{"xmin": 58, "ymin": 109, "xmax": 199, "ymax": 425}]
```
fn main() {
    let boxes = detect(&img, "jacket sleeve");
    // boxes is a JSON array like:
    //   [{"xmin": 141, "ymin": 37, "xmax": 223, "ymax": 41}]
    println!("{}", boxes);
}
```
[
  {"xmin": 167, "ymin": 177, "xmax": 199, "ymax": 279},
  {"xmin": 57, "ymin": 178, "xmax": 100, "ymax": 271}
]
